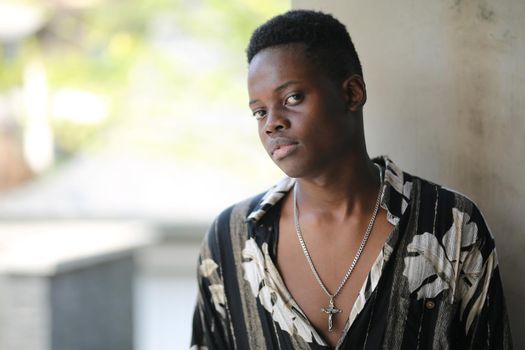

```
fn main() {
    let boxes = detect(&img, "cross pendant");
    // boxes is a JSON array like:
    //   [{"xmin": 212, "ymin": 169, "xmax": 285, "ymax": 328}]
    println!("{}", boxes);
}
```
[{"xmin": 321, "ymin": 298, "xmax": 341, "ymax": 332}]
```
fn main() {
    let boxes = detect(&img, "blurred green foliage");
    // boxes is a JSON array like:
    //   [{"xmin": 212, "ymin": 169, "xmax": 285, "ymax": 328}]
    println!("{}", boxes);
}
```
[{"xmin": 0, "ymin": 0, "xmax": 288, "ymax": 172}]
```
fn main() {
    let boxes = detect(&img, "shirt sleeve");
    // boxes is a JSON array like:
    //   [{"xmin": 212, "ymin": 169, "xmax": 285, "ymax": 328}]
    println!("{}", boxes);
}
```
[
  {"xmin": 459, "ymin": 203, "xmax": 513, "ymax": 349},
  {"xmin": 190, "ymin": 219, "xmax": 232, "ymax": 350}
]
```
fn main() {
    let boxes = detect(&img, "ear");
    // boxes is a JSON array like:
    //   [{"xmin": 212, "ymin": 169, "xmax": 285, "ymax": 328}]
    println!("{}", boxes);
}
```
[{"xmin": 342, "ymin": 75, "xmax": 367, "ymax": 112}]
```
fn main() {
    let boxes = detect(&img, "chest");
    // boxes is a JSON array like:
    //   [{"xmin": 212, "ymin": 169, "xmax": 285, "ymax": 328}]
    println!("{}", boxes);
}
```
[{"xmin": 276, "ymin": 208, "xmax": 393, "ymax": 348}]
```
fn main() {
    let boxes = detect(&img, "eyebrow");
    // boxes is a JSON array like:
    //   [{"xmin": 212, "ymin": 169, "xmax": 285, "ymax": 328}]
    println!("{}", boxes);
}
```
[{"xmin": 249, "ymin": 80, "xmax": 301, "ymax": 106}]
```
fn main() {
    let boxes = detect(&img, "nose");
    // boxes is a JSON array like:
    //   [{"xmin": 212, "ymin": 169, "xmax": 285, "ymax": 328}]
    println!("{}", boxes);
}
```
[{"xmin": 263, "ymin": 108, "xmax": 290, "ymax": 135}]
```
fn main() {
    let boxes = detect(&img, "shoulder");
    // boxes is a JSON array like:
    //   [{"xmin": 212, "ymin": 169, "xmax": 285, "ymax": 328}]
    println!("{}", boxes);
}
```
[
  {"xmin": 376, "ymin": 156, "xmax": 493, "ymax": 244},
  {"xmin": 199, "ymin": 190, "xmax": 268, "ymax": 256},
  {"xmin": 407, "ymin": 172, "xmax": 495, "ymax": 251},
  {"xmin": 419, "ymin": 174, "xmax": 489, "ymax": 228},
  {"xmin": 391, "ymin": 159, "xmax": 482, "ymax": 217},
  {"xmin": 211, "ymin": 190, "xmax": 267, "ymax": 231}
]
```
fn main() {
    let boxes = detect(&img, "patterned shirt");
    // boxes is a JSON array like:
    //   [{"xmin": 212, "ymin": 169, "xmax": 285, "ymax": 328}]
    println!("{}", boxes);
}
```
[{"xmin": 191, "ymin": 156, "xmax": 512, "ymax": 349}]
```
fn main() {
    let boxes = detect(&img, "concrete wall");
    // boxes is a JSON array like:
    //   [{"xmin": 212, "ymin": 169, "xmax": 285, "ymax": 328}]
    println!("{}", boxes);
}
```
[{"xmin": 293, "ymin": 0, "xmax": 524, "ymax": 344}]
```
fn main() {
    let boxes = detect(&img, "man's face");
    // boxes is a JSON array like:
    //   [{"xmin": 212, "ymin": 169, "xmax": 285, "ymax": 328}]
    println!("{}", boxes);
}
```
[{"xmin": 248, "ymin": 44, "xmax": 357, "ymax": 178}]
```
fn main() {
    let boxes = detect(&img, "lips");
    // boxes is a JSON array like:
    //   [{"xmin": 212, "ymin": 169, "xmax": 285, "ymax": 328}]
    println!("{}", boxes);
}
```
[{"xmin": 268, "ymin": 137, "xmax": 299, "ymax": 160}]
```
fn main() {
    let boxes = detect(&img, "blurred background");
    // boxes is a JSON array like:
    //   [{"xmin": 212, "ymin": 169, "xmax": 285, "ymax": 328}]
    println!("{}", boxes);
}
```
[
  {"xmin": 0, "ymin": 0, "xmax": 287, "ymax": 349},
  {"xmin": 1, "ymin": 0, "xmax": 524, "ymax": 349}
]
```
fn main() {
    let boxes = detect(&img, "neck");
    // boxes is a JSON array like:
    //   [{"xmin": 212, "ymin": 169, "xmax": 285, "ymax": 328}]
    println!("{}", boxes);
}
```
[{"xmin": 294, "ymin": 153, "xmax": 381, "ymax": 221}]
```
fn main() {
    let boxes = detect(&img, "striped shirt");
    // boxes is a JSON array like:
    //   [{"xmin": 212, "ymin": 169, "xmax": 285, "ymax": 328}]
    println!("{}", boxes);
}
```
[{"xmin": 191, "ymin": 156, "xmax": 512, "ymax": 349}]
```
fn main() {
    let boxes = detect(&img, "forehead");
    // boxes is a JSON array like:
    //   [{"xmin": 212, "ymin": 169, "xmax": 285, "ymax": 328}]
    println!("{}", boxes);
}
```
[{"xmin": 247, "ymin": 44, "xmax": 324, "ymax": 95}]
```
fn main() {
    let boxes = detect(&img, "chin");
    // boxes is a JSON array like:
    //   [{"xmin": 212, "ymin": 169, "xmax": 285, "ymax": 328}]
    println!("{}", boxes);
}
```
[{"xmin": 273, "ymin": 160, "xmax": 310, "ymax": 179}]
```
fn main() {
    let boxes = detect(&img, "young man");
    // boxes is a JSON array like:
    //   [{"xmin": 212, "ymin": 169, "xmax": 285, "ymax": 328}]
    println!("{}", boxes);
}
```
[{"xmin": 191, "ymin": 10, "xmax": 512, "ymax": 350}]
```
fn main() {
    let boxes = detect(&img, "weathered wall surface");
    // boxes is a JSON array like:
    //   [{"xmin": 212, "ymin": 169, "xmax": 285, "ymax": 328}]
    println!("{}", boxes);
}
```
[{"xmin": 293, "ymin": 0, "xmax": 524, "ymax": 343}]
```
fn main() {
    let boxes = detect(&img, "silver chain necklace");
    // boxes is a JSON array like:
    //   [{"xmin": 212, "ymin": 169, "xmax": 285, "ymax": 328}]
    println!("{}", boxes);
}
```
[{"xmin": 292, "ymin": 164, "xmax": 383, "ymax": 332}]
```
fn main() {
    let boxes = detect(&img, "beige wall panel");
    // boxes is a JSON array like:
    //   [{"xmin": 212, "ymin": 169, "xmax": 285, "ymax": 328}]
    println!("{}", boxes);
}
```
[{"xmin": 293, "ymin": 0, "xmax": 524, "ymax": 344}]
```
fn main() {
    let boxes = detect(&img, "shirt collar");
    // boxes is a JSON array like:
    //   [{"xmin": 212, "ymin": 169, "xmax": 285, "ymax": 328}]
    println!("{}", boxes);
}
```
[{"xmin": 246, "ymin": 155, "xmax": 412, "ymax": 226}]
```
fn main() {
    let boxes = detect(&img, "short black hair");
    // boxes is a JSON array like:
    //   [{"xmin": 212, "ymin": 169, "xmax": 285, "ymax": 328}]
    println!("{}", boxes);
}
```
[{"xmin": 246, "ymin": 10, "xmax": 363, "ymax": 81}]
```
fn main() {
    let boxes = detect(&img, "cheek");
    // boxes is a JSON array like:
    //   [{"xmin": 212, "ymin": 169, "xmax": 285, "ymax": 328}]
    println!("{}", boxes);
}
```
[{"xmin": 304, "ymin": 115, "xmax": 349, "ymax": 152}]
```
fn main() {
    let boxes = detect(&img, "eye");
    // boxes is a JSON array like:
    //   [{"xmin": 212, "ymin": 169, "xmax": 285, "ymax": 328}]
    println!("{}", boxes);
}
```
[
  {"xmin": 284, "ymin": 93, "xmax": 303, "ymax": 106},
  {"xmin": 252, "ymin": 109, "xmax": 267, "ymax": 120}
]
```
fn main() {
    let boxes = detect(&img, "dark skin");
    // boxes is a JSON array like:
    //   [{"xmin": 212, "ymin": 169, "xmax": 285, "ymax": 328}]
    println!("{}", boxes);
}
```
[{"xmin": 248, "ymin": 44, "xmax": 394, "ymax": 348}]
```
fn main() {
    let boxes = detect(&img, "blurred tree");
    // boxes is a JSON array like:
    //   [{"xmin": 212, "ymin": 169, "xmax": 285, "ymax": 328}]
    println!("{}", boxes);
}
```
[{"xmin": 0, "ymin": 0, "xmax": 288, "ymax": 183}]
